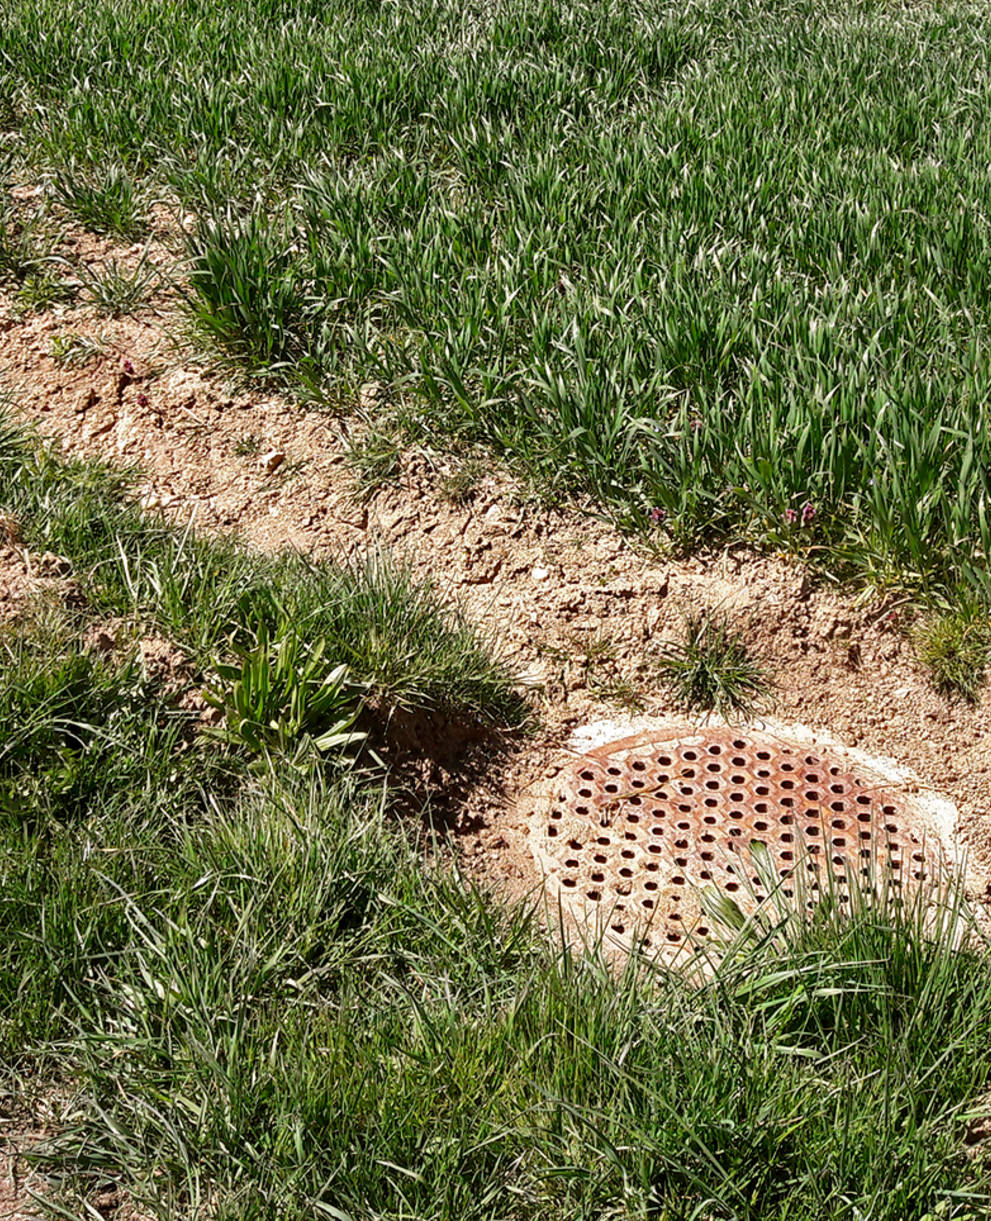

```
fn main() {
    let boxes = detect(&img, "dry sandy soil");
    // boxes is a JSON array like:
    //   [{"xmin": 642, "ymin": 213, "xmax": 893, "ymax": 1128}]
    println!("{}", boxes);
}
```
[{"xmin": 4, "ymin": 213, "xmax": 991, "ymax": 1211}]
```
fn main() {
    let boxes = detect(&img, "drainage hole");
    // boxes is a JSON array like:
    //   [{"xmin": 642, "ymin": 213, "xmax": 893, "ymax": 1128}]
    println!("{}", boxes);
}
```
[
  {"xmin": 591, "ymin": 871, "xmax": 605, "ymax": 882},
  {"xmin": 564, "ymin": 858, "xmax": 579, "ymax": 867},
  {"xmin": 672, "ymin": 875, "xmax": 686, "ymax": 886},
  {"xmin": 593, "ymin": 853, "xmax": 607, "ymax": 863},
  {"xmin": 642, "ymin": 898, "xmax": 655, "ymax": 909},
  {"xmin": 754, "ymin": 821, "xmax": 768, "ymax": 831},
  {"xmin": 646, "ymin": 862, "xmax": 659, "ymax": 872},
  {"xmin": 611, "ymin": 924, "xmax": 625, "ymax": 934},
  {"xmin": 547, "ymin": 826, "xmax": 558, "ymax": 837},
  {"xmin": 701, "ymin": 833, "xmax": 716, "ymax": 843},
  {"xmin": 683, "ymin": 751, "xmax": 697, "ymax": 761},
  {"xmin": 703, "ymin": 815, "xmax": 717, "ymax": 825},
  {"xmin": 729, "ymin": 810, "xmax": 744, "ymax": 820},
  {"xmin": 729, "ymin": 827, "xmax": 743, "ymax": 838},
  {"xmin": 677, "ymin": 821, "xmax": 691, "ymax": 830},
  {"xmin": 604, "ymin": 784, "xmax": 618, "ymax": 794},
  {"xmin": 701, "ymin": 850, "xmax": 714, "ymax": 861},
  {"xmin": 658, "ymin": 755, "xmax": 672, "ymax": 766},
  {"xmin": 624, "ymin": 832, "xmax": 637, "ymax": 842},
  {"xmin": 832, "ymin": 837, "xmax": 846, "ymax": 848},
  {"xmin": 645, "ymin": 880, "xmax": 658, "ymax": 891},
  {"xmin": 666, "ymin": 932, "xmax": 682, "ymax": 942},
  {"xmin": 551, "ymin": 808, "xmax": 563, "ymax": 820},
  {"xmin": 704, "ymin": 797, "xmax": 719, "ymax": 808},
  {"xmin": 648, "ymin": 844, "xmax": 663, "ymax": 854},
  {"xmin": 675, "ymin": 839, "xmax": 689, "ymax": 849},
  {"xmin": 632, "ymin": 760, "xmax": 647, "ymax": 772},
  {"xmin": 578, "ymin": 787, "xmax": 592, "ymax": 798},
  {"xmin": 780, "ymin": 833, "xmax": 794, "ymax": 843},
  {"xmin": 621, "ymin": 849, "xmax": 635, "ymax": 860},
  {"xmin": 705, "ymin": 780, "xmax": 720, "ymax": 790},
  {"xmin": 579, "ymin": 770, "xmax": 594, "ymax": 781},
  {"xmin": 700, "ymin": 869, "xmax": 712, "ymax": 879},
  {"xmin": 651, "ymin": 827, "xmax": 664, "ymax": 837},
  {"xmin": 596, "ymin": 836, "xmax": 610, "ymax": 845},
  {"xmin": 576, "ymin": 805, "xmax": 589, "ymax": 815},
  {"xmin": 587, "ymin": 890, "xmax": 601, "ymax": 901},
  {"xmin": 725, "ymin": 882, "xmax": 741, "ymax": 892},
  {"xmin": 675, "ymin": 856, "xmax": 689, "ymax": 867},
  {"xmin": 562, "ymin": 878, "xmax": 577, "ymax": 887},
  {"xmin": 568, "ymin": 839, "xmax": 583, "ymax": 850}
]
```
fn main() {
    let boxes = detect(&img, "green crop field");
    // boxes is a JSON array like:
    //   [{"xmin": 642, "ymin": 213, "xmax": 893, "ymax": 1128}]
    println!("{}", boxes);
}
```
[
  {"xmin": 4, "ymin": 0, "xmax": 991, "ymax": 1217},
  {"xmin": 5, "ymin": 0, "xmax": 991, "ymax": 602}
]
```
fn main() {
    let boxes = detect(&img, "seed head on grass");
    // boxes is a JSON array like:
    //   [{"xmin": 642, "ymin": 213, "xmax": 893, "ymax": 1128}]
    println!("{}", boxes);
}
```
[{"xmin": 656, "ymin": 608, "xmax": 770, "ymax": 718}]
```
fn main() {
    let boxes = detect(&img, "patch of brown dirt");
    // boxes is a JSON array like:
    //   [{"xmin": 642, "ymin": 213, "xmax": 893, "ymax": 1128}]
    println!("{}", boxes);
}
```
[{"xmin": 3, "ymin": 217, "xmax": 991, "ymax": 914}]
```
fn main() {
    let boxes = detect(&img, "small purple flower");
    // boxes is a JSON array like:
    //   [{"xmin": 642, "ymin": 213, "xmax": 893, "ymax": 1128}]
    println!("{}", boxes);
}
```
[
  {"xmin": 783, "ymin": 508, "xmax": 798, "ymax": 525},
  {"xmin": 649, "ymin": 506, "xmax": 666, "ymax": 524},
  {"xmin": 801, "ymin": 502, "xmax": 816, "ymax": 526},
  {"xmin": 137, "ymin": 392, "xmax": 149, "ymax": 408},
  {"xmin": 122, "ymin": 358, "xmax": 135, "ymax": 376}
]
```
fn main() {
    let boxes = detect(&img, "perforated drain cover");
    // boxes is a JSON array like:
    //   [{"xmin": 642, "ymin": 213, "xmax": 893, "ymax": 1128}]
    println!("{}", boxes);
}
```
[{"xmin": 532, "ymin": 727, "xmax": 951, "ymax": 951}]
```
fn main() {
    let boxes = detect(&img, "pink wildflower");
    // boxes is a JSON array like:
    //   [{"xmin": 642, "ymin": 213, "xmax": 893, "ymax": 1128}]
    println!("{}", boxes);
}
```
[
  {"xmin": 783, "ymin": 508, "xmax": 798, "ymax": 525},
  {"xmin": 649, "ymin": 506, "xmax": 666, "ymax": 524},
  {"xmin": 122, "ymin": 358, "xmax": 135, "ymax": 376},
  {"xmin": 137, "ymin": 392, "xmax": 149, "ymax": 408},
  {"xmin": 801, "ymin": 502, "xmax": 816, "ymax": 525}
]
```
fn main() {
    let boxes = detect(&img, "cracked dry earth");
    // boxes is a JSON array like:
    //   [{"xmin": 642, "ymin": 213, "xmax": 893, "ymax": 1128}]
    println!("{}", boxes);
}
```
[{"xmin": 5, "ymin": 220, "xmax": 991, "ymax": 1211}]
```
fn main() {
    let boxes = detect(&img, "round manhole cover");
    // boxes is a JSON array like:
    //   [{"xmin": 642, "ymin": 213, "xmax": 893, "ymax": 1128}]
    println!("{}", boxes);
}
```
[{"xmin": 532, "ymin": 726, "xmax": 952, "ymax": 951}]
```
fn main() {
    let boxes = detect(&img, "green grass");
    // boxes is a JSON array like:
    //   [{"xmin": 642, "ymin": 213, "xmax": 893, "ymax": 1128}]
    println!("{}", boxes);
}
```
[
  {"xmin": 0, "ymin": 433, "xmax": 989, "ymax": 1221},
  {"xmin": 915, "ymin": 606, "xmax": 991, "ymax": 703},
  {"xmin": 0, "ymin": 415, "xmax": 525, "ymax": 725},
  {"xmin": 5, "ymin": 0, "xmax": 991, "ymax": 602},
  {"xmin": 657, "ymin": 608, "xmax": 771, "ymax": 718}
]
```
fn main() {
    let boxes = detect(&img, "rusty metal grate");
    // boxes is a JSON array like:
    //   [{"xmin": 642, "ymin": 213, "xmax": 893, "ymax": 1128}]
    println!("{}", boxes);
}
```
[{"xmin": 534, "ymin": 728, "xmax": 943, "ymax": 949}]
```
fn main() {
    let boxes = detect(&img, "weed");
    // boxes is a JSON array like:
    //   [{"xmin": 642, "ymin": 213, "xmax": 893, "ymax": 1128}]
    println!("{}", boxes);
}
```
[
  {"xmin": 233, "ymin": 432, "xmax": 262, "ymax": 456},
  {"xmin": 204, "ymin": 591, "xmax": 366, "ymax": 761},
  {"xmin": 14, "ymin": 268, "xmax": 76, "ymax": 311},
  {"xmin": 52, "ymin": 162, "xmax": 148, "ymax": 239},
  {"xmin": 439, "ymin": 456, "xmax": 486, "ymax": 506},
  {"xmin": 50, "ymin": 331, "xmax": 109, "ymax": 367},
  {"xmin": 915, "ymin": 607, "xmax": 991, "ymax": 702},
  {"xmin": 77, "ymin": 254, "xmax": 157, "ymax": 316},
  {"xmin": 344, "ymin": 425, "xmax": 401, "ymax": 501},
  {"xmin": 656, "ymin": 608, "xmax": 770, "ymax": 717},
  {"xmin": 0, "ymin": 208, "xmax": 50, "ymax": 283}
]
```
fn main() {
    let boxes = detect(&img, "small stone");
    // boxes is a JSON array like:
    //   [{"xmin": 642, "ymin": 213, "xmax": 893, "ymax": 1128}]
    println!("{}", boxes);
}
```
[
  {"xmin": 259, "ymin": 449, "xmax": 285, "ymax": 473},
  {"xmin": 532, "ymin": 566, "xmax": 550, "ymax": 581}
]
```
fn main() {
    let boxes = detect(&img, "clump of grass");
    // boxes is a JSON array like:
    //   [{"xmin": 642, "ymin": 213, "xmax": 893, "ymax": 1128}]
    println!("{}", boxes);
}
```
[
  {"xmin": 0, "ymin": 207, "xmax": 50, "ymax": 284},
  {"xmin": 50, "ymin": 331, "xmax": 109, "ymax": 367},
  {"xmin": 915, "ymin": 607, "xmax": 991, "ymax": 702},
  {"xmin": 52, "ymin": 162, "xmax": 148, "ymax": 239},
  {"xmin": 439, "ymin": 456, "xmax": 487, "ymax": 506},
  {"xmin": 14, "ymin": 267, "xmax": 76, "ymax": 311},
  {"xmin": 344, "ymin": 424, "xmax": 401, "ymax": 501},
  {"xmin": 233, "ymin": 432, "xmax": 262, "ymax": 457},
  {"xmin": 77, "ymin": 253, "xmax": 157, "ymax": 316},
  {"xmin": 656, "ymin": 608, "xmax": 770, "ymax": 717},
  {"xmin": 203, "ymin": 589, "xmax": 365, "ymax": 762}
]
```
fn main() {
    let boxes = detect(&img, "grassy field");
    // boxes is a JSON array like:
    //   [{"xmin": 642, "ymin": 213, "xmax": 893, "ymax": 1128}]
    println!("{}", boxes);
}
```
[
  {"xmin": 0, "ymin": 414, "xmax": 989, "ymax": 1218},
  {"xmin": 4, "ymin": 0, "xmax": 991, "ymax": 605},
  {"xmin": 5, "ymin": 0, "xmax": 991, "ymax": 1215}
]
